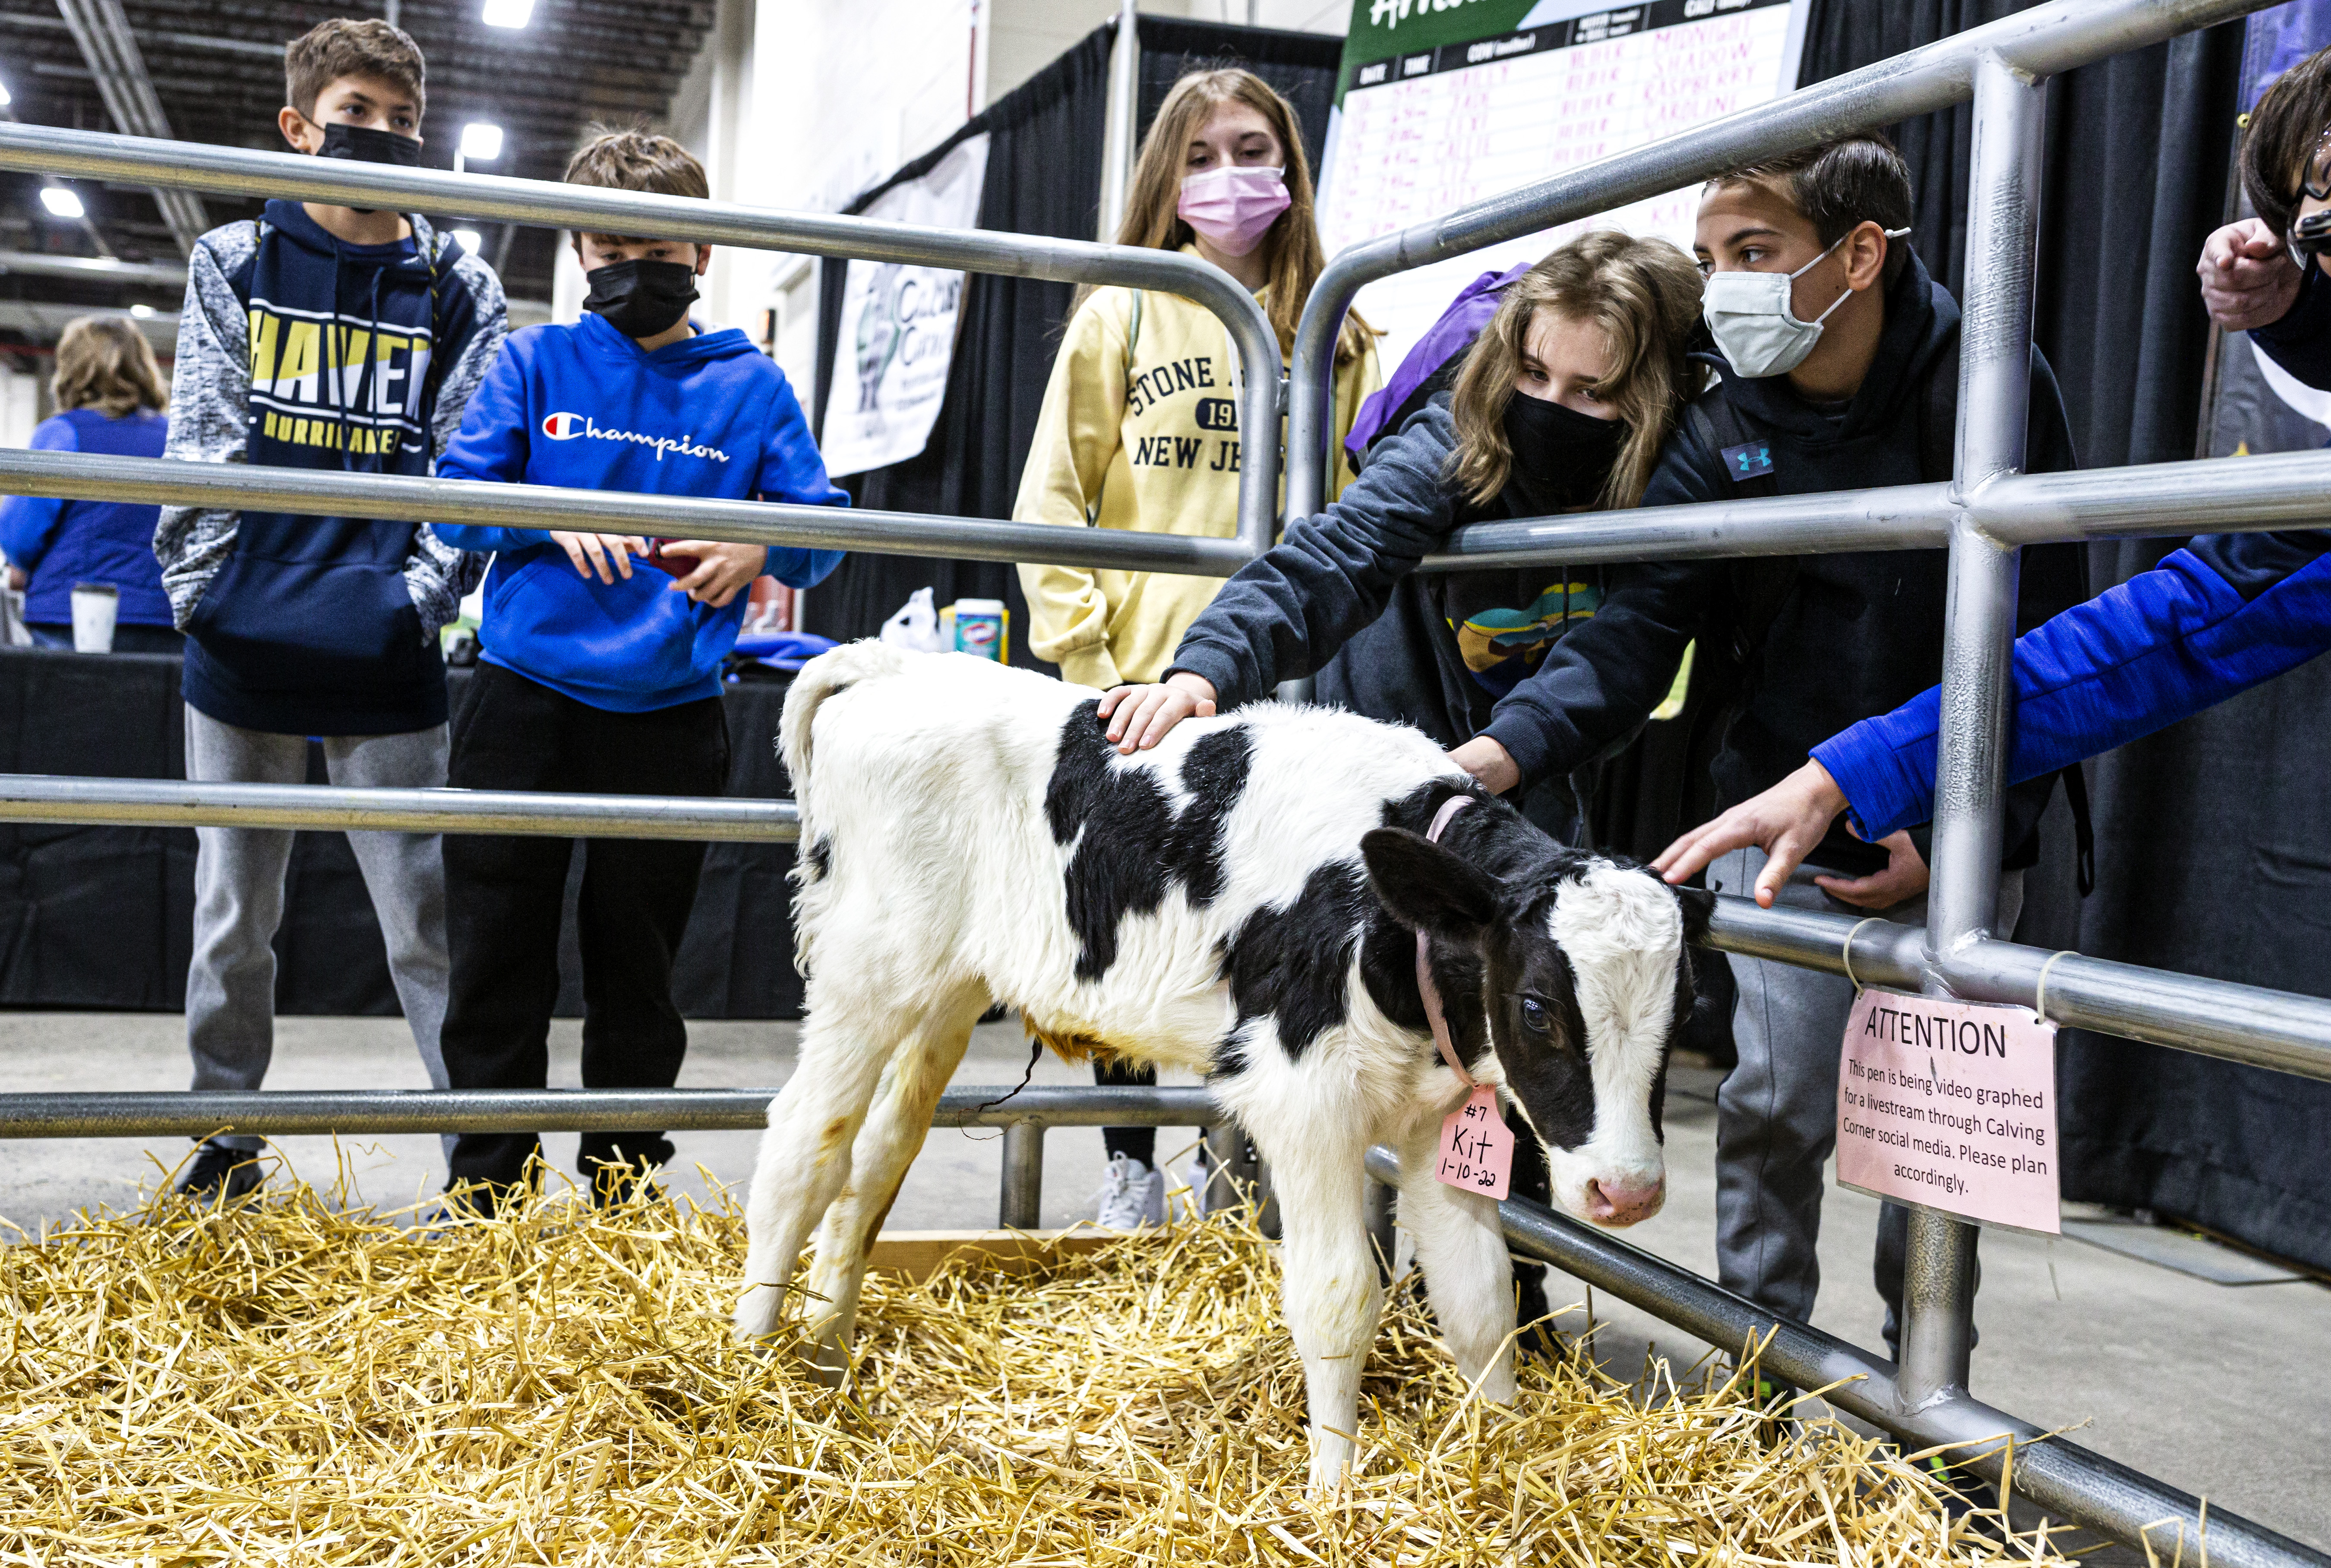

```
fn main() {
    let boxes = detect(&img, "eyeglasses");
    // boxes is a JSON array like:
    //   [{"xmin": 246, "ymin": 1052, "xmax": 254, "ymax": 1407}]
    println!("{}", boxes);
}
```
[{"xmin": 2298, "ymin": 123, "xmax": 2331, "ymax": 204}]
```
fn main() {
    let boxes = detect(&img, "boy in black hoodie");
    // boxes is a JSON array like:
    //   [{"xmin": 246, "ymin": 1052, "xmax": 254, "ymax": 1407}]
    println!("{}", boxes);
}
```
[
  {"xmin": 153, "ymin": 19, "xmax": 507, "ymax": 1199},
  {"xmin": 1115, "ymin": 134, "xmax": 2083, "ymax": 1353}
]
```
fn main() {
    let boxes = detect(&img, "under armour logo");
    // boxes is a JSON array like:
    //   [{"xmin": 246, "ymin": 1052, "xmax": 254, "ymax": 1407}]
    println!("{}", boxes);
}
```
[{"xmin": 1721, "ymin": 440, "xmax": 1774, "ymax": 480}]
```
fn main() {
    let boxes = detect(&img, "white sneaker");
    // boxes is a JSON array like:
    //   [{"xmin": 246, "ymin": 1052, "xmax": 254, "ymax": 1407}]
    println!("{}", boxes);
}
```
[{"xmin": 1090, "ymin": 1154, "xmax": 1166, "ymax": 1229}]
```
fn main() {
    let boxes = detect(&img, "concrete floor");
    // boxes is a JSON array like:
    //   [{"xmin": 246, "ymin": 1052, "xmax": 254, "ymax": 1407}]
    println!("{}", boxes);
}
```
[{"xmin": 0, "ymin": 1010, "xmax": 2322, "ymax": 1552}]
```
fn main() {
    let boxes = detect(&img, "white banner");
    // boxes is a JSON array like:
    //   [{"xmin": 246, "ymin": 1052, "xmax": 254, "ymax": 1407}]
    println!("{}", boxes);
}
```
[{"xmin": 822, "ymin": 133, "xmax": 990, "ymax": 479}]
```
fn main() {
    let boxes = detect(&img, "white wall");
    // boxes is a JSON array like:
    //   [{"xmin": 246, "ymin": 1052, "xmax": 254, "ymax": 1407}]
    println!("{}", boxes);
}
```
[
  {"xmin": 988, "ymin": 0, "xmax": 1347, "ymax": 104},
  {"xmin": 0, "ymin": 369, "xmax": 39, "ymax": 453},
  {"xmin": 674, "ymin": 0, "xmax": 1351, "ymax": 398}
]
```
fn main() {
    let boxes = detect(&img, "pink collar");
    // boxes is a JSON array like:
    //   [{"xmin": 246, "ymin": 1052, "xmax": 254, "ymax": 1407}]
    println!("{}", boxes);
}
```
[{"xmin": 1415, "ymin": 794, "xmax": 1478, "ymax": 1086}]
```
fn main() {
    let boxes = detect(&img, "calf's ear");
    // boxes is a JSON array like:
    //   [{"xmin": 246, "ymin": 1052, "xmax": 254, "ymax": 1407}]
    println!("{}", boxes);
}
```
[
  {"xmin": 1674, "ymin": 884, "xmax": 1716, "ymax": 944},
  {"xmin": 1361, "ymin": 827, "xmax": 1500, "ymax": 941}
]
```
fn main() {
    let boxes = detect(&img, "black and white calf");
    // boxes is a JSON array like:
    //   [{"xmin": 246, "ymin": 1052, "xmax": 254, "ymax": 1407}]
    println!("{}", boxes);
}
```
[{"xmin": 735, "ymin": 643, "xmax": 1710, "ymax": 1489}]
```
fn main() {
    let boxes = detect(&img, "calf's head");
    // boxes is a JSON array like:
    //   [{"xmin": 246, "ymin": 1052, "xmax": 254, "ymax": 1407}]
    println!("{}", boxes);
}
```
[{"xmin": 1362, "ymin": 825, "xmax": 1713, "ymax": 1227}]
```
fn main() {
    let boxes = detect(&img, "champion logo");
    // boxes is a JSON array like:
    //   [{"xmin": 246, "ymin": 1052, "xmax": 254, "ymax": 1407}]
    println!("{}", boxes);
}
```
[{"xmin": 537, "ymin": 411, "xmax": 729, "ymax": 463}]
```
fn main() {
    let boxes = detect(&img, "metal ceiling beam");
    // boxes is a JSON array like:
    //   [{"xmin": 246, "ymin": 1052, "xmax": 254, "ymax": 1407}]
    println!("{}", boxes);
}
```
[
  {"xmin": 52, "ymin": 0, "xmax": 206, "ymax": 255},
  {"xmin": 0, "ymin": 249, "xmax": 185, "ymax": 285}
]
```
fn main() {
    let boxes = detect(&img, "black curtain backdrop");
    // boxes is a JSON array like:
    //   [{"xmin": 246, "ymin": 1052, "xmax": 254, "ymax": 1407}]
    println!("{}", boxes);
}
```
[
  {"xmin": 0, "ymin": 650, "xmax": 805, "ymax": 1019},
  {"xmin": 1801, "ymin": 4, "xmax": 2331, "ymax": 1270},
  {"xmin": 807, "ymin": 19, "xmax": 1342, "ymax": 667}
]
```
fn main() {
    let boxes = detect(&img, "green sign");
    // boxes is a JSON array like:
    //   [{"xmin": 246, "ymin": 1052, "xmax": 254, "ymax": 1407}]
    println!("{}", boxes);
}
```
[{"xmin": 1340, "ymin": 0, "xmax": 1541, "ymax": 75}]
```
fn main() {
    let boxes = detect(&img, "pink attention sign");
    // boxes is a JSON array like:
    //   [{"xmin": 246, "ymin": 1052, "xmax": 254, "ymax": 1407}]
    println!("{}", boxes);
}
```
[{"xmin": 1836, "ymin": 987, "xmax": 2061, "ymax": 1236}]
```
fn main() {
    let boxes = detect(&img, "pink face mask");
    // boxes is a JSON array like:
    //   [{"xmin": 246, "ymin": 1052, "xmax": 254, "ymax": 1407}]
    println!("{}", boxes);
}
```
[{"xmin": 1178, "ymin": 166, "xmax": 1291, "ymax": 259}]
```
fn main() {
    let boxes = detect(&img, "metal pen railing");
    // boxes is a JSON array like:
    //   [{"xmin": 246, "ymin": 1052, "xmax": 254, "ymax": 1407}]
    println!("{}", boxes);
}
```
[
  {"xmin": 0, "ymin": 119, "xmax": 1286, "ymax": 564},
  {"xmin": 0, "ymin": 1084, "xmax": 1232, "ymax": 1234}
]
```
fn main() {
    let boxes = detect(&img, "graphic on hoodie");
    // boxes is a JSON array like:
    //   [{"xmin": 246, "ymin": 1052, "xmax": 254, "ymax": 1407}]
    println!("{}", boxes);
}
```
[
  {"xmin": 245, "ymin": 295, "xmax": 435, "ymax": 458},
  {"xmin": 156, "ymin": 199, "xmax": 509, "ymax": 737}
]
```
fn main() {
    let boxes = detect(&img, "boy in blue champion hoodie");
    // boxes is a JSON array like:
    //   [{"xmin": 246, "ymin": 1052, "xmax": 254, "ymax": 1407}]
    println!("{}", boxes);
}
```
[
  {"xmin": 431, "ymin": 129, "xmax": 847, "ymax": 1211},
  {"xmin": 153, "ymin": 19, "xmax": 507, "ymax": 1202}
]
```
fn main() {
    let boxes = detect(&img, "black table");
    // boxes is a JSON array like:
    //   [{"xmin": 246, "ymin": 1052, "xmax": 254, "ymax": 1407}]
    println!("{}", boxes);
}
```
[{"xmin": 0, "ymin": 647, "xmax": 803, "ymax": 1018}]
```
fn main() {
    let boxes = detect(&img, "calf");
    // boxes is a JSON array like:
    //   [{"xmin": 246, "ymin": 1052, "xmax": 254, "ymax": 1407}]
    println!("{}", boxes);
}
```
[{"xmin": 735, "ymin": 643, "xmax": 1709, "ymax": 1490}]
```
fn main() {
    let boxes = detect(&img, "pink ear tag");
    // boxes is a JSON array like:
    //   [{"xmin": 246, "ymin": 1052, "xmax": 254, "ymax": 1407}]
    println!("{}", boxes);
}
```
[{"xmin": 1435, "ymin": 1084, "xmax": 1514, "ymax": 1200}]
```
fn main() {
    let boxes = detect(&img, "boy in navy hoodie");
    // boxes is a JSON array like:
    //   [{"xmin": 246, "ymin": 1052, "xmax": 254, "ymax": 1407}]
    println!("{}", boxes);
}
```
[
  {"xmin": 431, "ymin": 129, "xmax": 848, "ymax": 1210},
  {"xmin": 155, "ymin": 19, "xmax": 506, "ymax": 1200}
]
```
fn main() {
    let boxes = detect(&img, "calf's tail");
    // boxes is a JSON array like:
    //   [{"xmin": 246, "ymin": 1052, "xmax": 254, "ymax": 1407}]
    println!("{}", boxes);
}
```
[{"xmin": 779, "ymin": 639, "xmax": 916, "ymax": 808}]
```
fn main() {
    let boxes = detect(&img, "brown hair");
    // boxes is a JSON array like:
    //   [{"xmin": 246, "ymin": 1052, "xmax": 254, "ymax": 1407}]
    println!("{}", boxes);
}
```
[
  {"xmin": 1446, "ymin": 231, "xmax": 1705, "ymax": 510},
  {"xmin": 284, "ymin": 19, "xmax": 425, "ymax": 123},
  {"xmin": 565, "ymin": 125, "xmax": 710, "ymax": 248},
  {"xmin": 52, "ymin": 316, "xmax": 167, "ymax": 418},
  {"xmin": 1085, "ymin": 68, "xmax": 1371, "ymax": 365},
  {"xmin": 1706, "ymin": 132, "xmax": 1915, "ymax": 288},
  {"xmin": 2244, "ymin": 46, "xmax": 2331, "ymax": 239}
]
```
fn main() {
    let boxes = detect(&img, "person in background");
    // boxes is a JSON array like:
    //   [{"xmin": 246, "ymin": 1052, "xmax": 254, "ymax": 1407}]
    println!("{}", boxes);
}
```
[
  {"xmin": 153, "ymin": 17, "xmax": 507, "ymax": 1201},
  {"xmin": 1012, "ymin": 66, "xmax": 1382, "ymax": 1230},
  {"xmin": 2196, "ymin": 41, "xmax": 2331, "ymax": 378},
  {"xmin": 0, "ymin": 317, "xmax": 177, "ymax": 652},
  {"xmin": 430, "ymin": 128, "xmax": 849, "ymax": 1212}
]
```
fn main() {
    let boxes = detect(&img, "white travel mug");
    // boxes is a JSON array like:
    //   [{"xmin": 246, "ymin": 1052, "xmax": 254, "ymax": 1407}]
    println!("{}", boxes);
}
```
[{"xmin": 70, "ymin": 582, "xmax": 118, "ymax": 653}]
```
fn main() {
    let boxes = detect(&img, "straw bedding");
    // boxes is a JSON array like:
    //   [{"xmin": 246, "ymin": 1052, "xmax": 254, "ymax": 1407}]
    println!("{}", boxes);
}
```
[{"xmin": 0, "ymin": 1162, "xmax": 2066, "ymax": 1566}]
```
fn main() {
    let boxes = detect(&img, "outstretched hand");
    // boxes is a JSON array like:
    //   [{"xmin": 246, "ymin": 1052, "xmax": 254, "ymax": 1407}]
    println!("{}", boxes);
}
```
[
  {"xmin": 2197, "ymin": 217, "xmax": 2304, "ymax": 333},
  {"xmin": 1096, "ymin": 672, "xmax": 1218, "ymax": 754},
  {"xmin": 1652, "ymin": 760, "xmax": 1851, "ymax": 908}
]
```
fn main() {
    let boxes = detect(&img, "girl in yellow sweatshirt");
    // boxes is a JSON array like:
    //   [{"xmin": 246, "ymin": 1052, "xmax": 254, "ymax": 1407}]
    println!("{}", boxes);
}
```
[
  {"xmin": 1014, "ymin": 67, "xmax": 1380, "ymax": 691},
  {"xmin": 1014, "ymin": 67, "xmax": 1379, "ymax": 1227}
]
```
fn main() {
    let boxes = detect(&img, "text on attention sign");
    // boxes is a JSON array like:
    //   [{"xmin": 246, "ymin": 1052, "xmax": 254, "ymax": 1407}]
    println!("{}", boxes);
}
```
[{"xmin": 1835, "ymin": 987, "xmax": 2060, "ymax": 1236}]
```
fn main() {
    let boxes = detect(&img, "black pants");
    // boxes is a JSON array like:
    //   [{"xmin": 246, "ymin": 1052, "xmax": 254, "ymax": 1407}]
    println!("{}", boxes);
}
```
[
  {"xmin": 440, "ymin": 662, "xmax": 730, "ymax": 1193},
  {"xmin": 1097, "ymin": 1057, "xmax": 1156, "ymax": 1166}
]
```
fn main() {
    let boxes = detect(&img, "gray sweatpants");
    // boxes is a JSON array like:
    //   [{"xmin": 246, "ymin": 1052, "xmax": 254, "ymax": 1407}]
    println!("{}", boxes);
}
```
[
  {"xmin": 1711, "ymin": 846, "xmax": 2021, "ymax": 1348},
  {"xmin": 185, "ymin": 707, "xmax": 452, "ymax": 1153}
]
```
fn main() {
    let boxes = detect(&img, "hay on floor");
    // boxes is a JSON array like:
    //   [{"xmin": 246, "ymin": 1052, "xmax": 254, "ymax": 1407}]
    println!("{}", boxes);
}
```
[{"xmin": 0, "ymin": 1158, "xmax": 2072, "ymax": 1565}]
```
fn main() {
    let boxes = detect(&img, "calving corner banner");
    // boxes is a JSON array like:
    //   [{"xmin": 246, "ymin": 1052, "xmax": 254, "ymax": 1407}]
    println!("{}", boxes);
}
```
[
  {"xmin": 1317, "ymin": 0, "xmax": 1810, "ymax": 368},
  {"xmin": 822, "ymin": 133, "xmax": 990, "ymax": 480}
]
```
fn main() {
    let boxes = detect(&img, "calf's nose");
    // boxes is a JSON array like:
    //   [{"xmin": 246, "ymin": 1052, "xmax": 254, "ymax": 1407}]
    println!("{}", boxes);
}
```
[{"xmin": 1584, "ymin": 1175, "xmax": 1664, "ymax": 1227}]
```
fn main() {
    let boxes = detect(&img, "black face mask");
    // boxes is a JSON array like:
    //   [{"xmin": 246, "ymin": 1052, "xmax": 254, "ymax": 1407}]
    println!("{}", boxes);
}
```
[
  {"xmin": 583, "ymin": 259, "xmax": 701, "ymax": 341},
  {"xmin": 1498, "ymin": 392, "xmax": 1627, "ymax": 518},
  {"xmin": 313, "ymin": 123, "xmax": 423, "ymax": 214}
]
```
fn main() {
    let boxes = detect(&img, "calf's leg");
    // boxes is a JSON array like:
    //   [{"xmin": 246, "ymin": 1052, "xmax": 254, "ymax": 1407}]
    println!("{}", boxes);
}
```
[
  {"xmin": 1249, "ymin": 1117, "xmax": 1380, "ymax": 1493},
  {"xmin": 799, "ymin": 983, "xmax": 985, "ymax": 1376},
  {"xmin": 1394, "ymin": 1114, "xmax": 1518, "ymax": 1404},
  {"xmin": 733, "ymin": 988, "xmax": 906, "ymax": 1342}
]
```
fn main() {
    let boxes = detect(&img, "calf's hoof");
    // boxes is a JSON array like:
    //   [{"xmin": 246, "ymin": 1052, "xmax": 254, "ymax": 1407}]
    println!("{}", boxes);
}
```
[
  {"xmin": 732, "ymin": 1284, "xmax": 785, "ymax": 1344},
  {"xmin": 805, "ymin": 1338, "xmax": 850, "ymax": 1389}
]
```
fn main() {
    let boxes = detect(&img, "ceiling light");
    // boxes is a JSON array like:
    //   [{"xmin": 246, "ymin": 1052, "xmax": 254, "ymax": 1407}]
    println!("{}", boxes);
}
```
[
  {"xmin": 452, "ymin": 228, "xmax": 483, "ymax": 255},
  {"xmin": 482, "ymin": 0, "xmax": 535, "ymax": 28},
  {"xmin": 129, "ymin": 303, "xmax": 154, "ymax": 319},
  {"xmin": 458, "ymin": 123, "xmax": 504, "ymax": 163},
  {"xmin": 39, "ymin": 186, "xmax": 82, "ymax": 219}
]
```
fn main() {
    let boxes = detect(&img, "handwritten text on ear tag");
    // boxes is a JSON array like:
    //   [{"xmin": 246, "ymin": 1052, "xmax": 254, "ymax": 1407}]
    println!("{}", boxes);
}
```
[{"xmin": 1435, "ymin": 1084, "xmax": 1514, "ymax": 1200}]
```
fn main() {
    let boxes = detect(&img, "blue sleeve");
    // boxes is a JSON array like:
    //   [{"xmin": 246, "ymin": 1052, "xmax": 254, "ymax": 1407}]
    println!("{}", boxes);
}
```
[
  {"xmin": 432, "ymin": 341, "xmax": 545, "ymax": 556},
  {"xmin": 0, "ymin": 417, "xmax": 79, "ymax": 572},
  {"xmin": 2250, "ymin": 262, "xmax": 2331, "ymax": 391},
  {"xmin": 1814, "ymin": 530, "xmax": 2331, "ymax": 838},
  {"xmin": 753, "ymin": 372, "xmax": 848, "ymax": 590}
]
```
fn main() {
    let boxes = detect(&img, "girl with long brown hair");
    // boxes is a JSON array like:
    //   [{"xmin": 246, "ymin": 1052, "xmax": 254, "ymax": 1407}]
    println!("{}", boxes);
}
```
[
  {"xmin": 0, "ymin": 315, "xmax": 177, "ymax": 650},
  {"xmin": 1096, "ymin": 230, "xmax": 1706, "ymax": 831},
  {"xmin": 1014, "ymin": 67, "xmax": 1381, "ymax": 1227}
]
